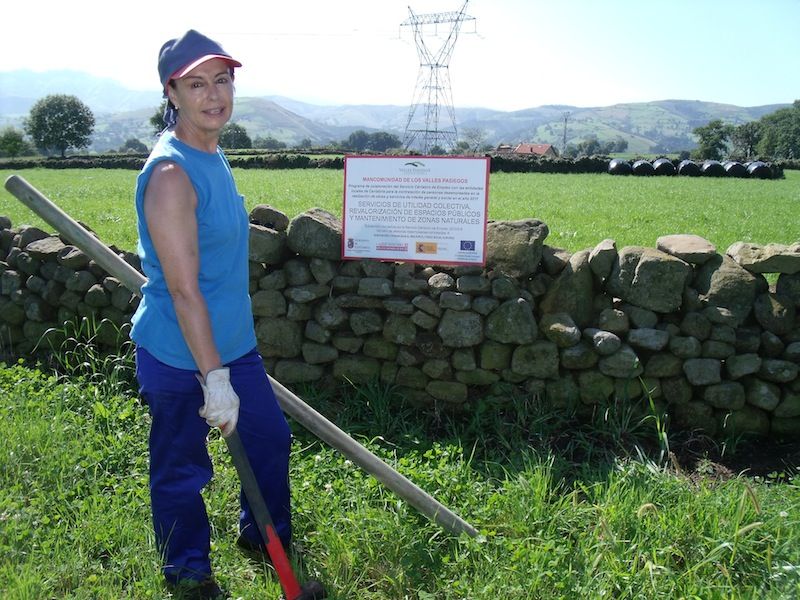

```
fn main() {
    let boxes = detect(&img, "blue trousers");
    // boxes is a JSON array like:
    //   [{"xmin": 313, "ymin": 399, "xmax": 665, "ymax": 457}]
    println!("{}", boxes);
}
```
[{"xmin": 135, "ymin": 346, "xmax": 292, "ymax": 584}]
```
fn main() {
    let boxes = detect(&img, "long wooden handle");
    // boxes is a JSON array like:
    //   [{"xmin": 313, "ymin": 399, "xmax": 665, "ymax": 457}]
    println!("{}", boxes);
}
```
[
  {"xmin": 4, "ymin": 175, "xmax": 146, "ymax": 294},
  {"xmin": 4, "ymin": 174, "xmax": 479, "ymax": 539},
  {"xmin": 225, "ymin": 430, "xmax": 304, "ymax": 599}
]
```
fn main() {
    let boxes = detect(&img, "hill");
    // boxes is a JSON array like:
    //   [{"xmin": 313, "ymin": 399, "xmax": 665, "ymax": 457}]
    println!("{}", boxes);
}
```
[
  {"xmin": 0, "ymin": 69, "xmax": 789, "ymax": 153},
  {"xmin": 0, "ymin": 69, "xmax": 160, "ymax": 115}
]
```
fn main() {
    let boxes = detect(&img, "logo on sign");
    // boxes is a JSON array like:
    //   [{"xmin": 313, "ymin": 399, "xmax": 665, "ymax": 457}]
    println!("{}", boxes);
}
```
[
  {"xmin": 460, "ymin": 240, "xmax": 476, "ymax": 251},
  {"xmin": 347, "ymin": 238, "xmax": 354, "ymax": 249},
  {"xmin": 415, "ymin": 242, "xmax": 438, "ymax": 254},
  {"xmin": 376, "ymin": 243, "xmax": 408, "ymax": 252}
]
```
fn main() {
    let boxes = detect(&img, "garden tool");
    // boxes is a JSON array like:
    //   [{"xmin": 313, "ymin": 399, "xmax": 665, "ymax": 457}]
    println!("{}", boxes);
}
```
[{"xmin": 226, "ymin": 430, "xmax": 326, "ymax": 600}]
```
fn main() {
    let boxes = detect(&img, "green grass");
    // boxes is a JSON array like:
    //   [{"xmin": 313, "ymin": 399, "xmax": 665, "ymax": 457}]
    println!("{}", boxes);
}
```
[
  {"xmin": 2, "ymin": 168, "xmax": 798, "ymax": 254},
  {"xmin": 2, "ymin": 359, "xmax": 800, "ymax": 599},
  {"xmin": 1, "ymin": 168, "xmax": 800, "ymax": 597}
]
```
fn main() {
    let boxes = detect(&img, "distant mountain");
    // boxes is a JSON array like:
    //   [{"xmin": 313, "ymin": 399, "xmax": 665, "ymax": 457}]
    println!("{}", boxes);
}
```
[
  {"xmin": 535, "ymin": 100, "xmax": 787, "ymax": 154},
  {"xmin": 0, "ymin": 69, "xmax": 790, "ymax": 154},
  {"xmin": 263, "ymin": 97, "xmax": 787, "ymax": 155},
  {"xmin": 233, "ymin": 97, "xmax": 357, "ymax": 145},
  {"xmin": 0, "ymin": 69, "xmax": 161, "ymax": 115}
]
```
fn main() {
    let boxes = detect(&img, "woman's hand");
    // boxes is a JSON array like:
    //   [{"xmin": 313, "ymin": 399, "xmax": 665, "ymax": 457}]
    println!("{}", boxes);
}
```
[{"xmin": 196, "ymin": 367, "xmax": 240, "ymax": 436}]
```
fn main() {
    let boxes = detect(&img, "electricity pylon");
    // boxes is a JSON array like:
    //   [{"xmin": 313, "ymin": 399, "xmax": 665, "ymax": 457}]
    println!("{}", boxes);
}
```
[{"xmin": 401, "ymin": 1, "xmax": 475, "ymax": 154}]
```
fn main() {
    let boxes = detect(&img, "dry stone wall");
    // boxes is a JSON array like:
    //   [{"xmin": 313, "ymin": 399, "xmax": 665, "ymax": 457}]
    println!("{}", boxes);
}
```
[{"xmin": 2, "ymin": 210, "xmax": 800, "ymax": 440}]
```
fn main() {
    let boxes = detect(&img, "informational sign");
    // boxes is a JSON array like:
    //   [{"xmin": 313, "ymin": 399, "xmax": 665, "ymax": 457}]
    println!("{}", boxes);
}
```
[{"xmin": 342, "ymin": 155, "xmax": 490, "ymax": 265}]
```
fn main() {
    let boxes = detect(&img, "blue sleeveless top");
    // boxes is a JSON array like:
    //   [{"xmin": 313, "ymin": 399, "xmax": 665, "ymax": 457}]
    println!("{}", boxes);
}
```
[{"xmin": 130, "ymin": 131, "xmax": 256, "ymax": 370}]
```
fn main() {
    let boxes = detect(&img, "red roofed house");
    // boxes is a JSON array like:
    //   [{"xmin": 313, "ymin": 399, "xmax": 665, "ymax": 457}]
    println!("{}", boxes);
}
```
[{"xmin": 512, "ymin": 143, "xmax": 558, "ymax": 158}]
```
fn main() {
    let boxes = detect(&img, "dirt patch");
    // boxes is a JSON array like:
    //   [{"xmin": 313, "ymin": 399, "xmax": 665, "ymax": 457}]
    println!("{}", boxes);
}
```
[{"xmin": 669, "ymin": 433, "xmax": 800, "ymax": 483}]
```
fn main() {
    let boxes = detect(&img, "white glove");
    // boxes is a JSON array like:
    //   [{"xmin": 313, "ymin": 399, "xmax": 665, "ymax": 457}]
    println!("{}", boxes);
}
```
[{"xmin": 196, "ymin": 367, "xmax": 239, "ymax": 437}]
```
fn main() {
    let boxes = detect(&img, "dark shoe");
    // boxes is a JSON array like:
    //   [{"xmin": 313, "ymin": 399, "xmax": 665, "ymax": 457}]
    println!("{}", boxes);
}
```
[
  {"xmin": 236, "ymin": 533, "xmax": 295, "ymax": 564},
  {"xmin": 236, "ymin": 533, "xmax": 271, "ymax": 562},
  {"xmin": 167, "ymin": 578, "xmax": 227, "ymax": 599}
]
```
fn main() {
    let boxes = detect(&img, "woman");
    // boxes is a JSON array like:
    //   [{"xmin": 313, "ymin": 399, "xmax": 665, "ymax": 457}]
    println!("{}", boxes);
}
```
[{"xmin": 131, "ymin": 30, "xmax": 291, "ymax": 599}]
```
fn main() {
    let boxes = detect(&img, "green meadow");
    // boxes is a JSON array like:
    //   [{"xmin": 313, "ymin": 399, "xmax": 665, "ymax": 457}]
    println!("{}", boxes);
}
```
[
  {"xmin": 1, "ymin": 168, "xmax": 799, "ymax": 598},
  {"xmin": 1, "ymin": 168, "xmax": 798, "ymax": 253},
  {"xmin": 2, "ymin": 359, "xmax": 800, "ymax": 599}
]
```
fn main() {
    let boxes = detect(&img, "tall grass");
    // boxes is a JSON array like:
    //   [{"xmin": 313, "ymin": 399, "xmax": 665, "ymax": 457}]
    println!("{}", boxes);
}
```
[
  {"xmin": 1, "ymin": 168, "xmax": 797, "ymax": 253},
  {"xmin": 34, "ymin": 316, "xmax": 136, "ymax": 398}
]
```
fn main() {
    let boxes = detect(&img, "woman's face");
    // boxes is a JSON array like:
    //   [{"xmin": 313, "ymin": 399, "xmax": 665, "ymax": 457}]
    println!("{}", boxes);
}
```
[{"xmin": 168, "ymin": 58, "xmax": 234, "ymax": 136}]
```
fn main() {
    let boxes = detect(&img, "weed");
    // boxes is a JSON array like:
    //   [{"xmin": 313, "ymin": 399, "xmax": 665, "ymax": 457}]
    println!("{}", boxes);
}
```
[{"xmin": 34, "ymin": 315, "xmax": 136, "ymax": 397}]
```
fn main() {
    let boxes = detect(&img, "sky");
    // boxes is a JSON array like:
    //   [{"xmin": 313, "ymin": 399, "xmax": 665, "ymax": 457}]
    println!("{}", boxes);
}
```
[{"xmin": 1, "ymin": 0, "xmax": 798, "ymax": 112}]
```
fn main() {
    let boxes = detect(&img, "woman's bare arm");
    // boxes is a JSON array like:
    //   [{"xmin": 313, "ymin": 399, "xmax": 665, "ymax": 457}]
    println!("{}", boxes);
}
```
[{"xmin": 143, "ymin": 161, "xmax": 222, "ymax": 377}]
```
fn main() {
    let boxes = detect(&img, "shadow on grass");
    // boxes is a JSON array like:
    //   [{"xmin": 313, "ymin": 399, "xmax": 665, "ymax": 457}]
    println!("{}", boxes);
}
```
[
  {"xmin": 288, "ymin": 378, "xmax": 800, "ymax": 488},
  {"xmin": 289, "ymin": 380, "xmax": 655, "ymax": 487}
]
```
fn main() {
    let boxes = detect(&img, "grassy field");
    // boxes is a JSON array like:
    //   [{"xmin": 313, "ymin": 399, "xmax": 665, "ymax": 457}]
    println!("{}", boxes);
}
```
[
  {"xmin": 2, "ymin": 359, "xmax": 799, "ymax": 599},
  {"xmin": 1, "ymin": 168, "xmax": 800, "ymax": 598},
  {"xmin": 1, "ymin": 168, "xmax": 798, "ymax": 254}
]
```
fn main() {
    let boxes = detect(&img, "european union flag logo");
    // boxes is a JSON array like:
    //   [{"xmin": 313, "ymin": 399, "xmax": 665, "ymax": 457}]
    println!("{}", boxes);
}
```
[{"xmin": 460, "ymin": 240, "xmax": 476, "ymax": 251}]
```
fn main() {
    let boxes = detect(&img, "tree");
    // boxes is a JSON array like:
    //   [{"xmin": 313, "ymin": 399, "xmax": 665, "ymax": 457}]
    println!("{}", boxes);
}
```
[
  {"xmin": 756, "ymin": 100, "xmax": 800, "ymax": 159},
  {"xmin": 730, "ymin": 121, "xmax": 761, "ymax": 160},
  {"xmin": 253, "ymin": 135, "xmax": 286, "ymax": 150},
  {"xmin": 611, "ymin": 137, "xmax": 628, "ymax": 153},
  {"xmin": 219, "ymin": 123, "xmax": 252, "ymax": 149},
  {"xmin": 692, "ymin": 119, "xmax": 733, "ymax": 160},
  {"xmin": 0, "ymin": 127, "xmax": 33, "ymax": 157},
  {"xmin": 573, "ymin": 135, "xmax": 602, "ymax": 156},
  {"xmin": 118, "ymin": 138, "xmax": 148, "ymax": 153},
  {"xmin": 150, "ymin": 100, "xmax": 168, "ymax": 136},
  {"xmin": 24, "ymin": 94, "xmax": 94, "ymax": 157},
  {"xmin": 345, "ymin": 130, "xmax": 371, "ymax": 152},
  {"xmin": 368, "ymin": 131, "xmax": 402, "ymax": 153},
  {"xmin": 460, "ymin": 127, "xmax": 489, "ymax": 153},
  {"xmin": 453, "ymin": 140, "xmax": 471, "ymax": 154},
  {"xmin": 341, "ymin": 130, "xmax": 403, "ymax": 153},
  {"xmin": 563, "ymin": 143, "xmax": 578, "ymax": 158}
]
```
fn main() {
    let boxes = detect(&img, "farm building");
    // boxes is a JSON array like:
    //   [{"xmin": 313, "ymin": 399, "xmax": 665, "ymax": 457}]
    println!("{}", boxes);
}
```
[
  {"xmin": 512, "ymin": 143, "xmax": 558, "ymax": 158},
  {"xmin": 495, "ymin": 142, "xmax": 558, "ymax": 157}
]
